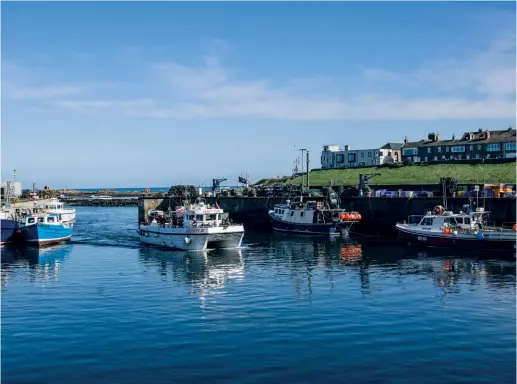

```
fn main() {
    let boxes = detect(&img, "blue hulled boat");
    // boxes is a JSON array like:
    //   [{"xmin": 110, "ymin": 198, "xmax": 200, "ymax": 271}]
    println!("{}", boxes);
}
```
[
  {"xmin": 1, "ymin": 214, "xmax": 21, "ymax": 246},
  {"xmin": 20, "ymin": 213, "xmax": 74, "ymax": 247}
]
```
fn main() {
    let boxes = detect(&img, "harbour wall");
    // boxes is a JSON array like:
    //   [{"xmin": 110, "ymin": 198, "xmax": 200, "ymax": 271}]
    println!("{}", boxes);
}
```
[{"xmin": 138, "ymin": 196, "xmax": 516, "ymax": 236}]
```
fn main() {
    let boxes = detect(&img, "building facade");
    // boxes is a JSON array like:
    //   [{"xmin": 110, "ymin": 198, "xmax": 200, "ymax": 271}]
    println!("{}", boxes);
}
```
[
  {"xmin": 401, "ymin": 128, "xmax": 516, "ymax": 163},
  {"xmin": 321, "ymin": 143, "xmax": 402, "ymax": 169},
  {"xmin": 1, "ymin": 181, "xmax": 22, "ymax": 199}
]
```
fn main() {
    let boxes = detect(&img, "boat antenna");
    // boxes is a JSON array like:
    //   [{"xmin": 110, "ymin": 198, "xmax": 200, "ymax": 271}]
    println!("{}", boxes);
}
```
[{"xmin": 299, "ymin": 148, "xmax": 307, "ymax": 203}]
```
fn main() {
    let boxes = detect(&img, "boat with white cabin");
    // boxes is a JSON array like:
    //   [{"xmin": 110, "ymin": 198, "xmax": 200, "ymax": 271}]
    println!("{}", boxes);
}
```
[
  {"xmin": 395, "ymin": 204, "xmax": 516, "ymax": 251},
  {"xmin": 139, "ymin": 198, "xmax": 245, "ymax": 251},
  {"xmin": 39, "ymin": 198, "xmax": 76, "ymax": 223}
]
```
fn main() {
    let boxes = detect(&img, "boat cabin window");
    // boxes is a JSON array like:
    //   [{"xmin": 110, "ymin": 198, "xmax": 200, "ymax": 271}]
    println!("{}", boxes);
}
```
[
  {"xmin": 300, "ymin": 212, "xmax": 304, "ymax": 217},
  {"xmin": 196, "ymin": 215, "xmax": 203, "ymax": 221},
  {"xmin": 47, "ymin": 217, "xmax": 55, "ymax": 223},
  {"xmin": 464, "ymin": 217, "xmax": 471, "ymax": 225},
  {"xmin": 37, "ymin": 217, "xmax": 45, "ymax": 223},
  {"xmin": 420, "ymin": 217, "xmax": 434, "ymax": 226},
  {"xmin": 290, "ymin": 211, "xmax": 294, "ymax": 217},
  {"xmin": 28, "ymin": 217, "xmax": 35, "ymax": 224},
  {"xmin": 206, "ymin": 214, "xmax": 217, "ymax": 221}
]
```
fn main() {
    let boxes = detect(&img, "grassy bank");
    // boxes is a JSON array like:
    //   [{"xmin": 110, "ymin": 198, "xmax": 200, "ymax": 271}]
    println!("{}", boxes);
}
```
[{"xmin": 283, "ymin": 162, "xmax": 517, "ymax": 186}]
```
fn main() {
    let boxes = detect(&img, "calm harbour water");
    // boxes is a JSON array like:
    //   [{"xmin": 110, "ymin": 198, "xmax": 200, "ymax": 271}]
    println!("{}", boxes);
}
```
[{"xmin": 2, "ymin": 207, "xmax": 516, "ymax": 383}]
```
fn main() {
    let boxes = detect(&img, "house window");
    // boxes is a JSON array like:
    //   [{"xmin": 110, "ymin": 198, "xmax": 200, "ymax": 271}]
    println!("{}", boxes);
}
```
[
  {"xmin": 469, "ymin": 145, "xmax": 474, "ymax": 151},
  {"xmin": 371, "ymin": 160, "xmax": 375, "ymax": 165},
  {"xmin": 434, "ymin": 156, "xmax": 437, "ymax": 160},
  {"xmin": 359, "ymin": 162, "xmax": 365, "ymax": 166},
  {"xmin": 475, "ymin": 154, "xmax": 480, "ymax": 159},
  {"xmin": 477, "ymin": 144, "xmax": 482, "ymax": 150},
  {"xmin": 438, "ymin": 147, "xmax": 442, "ymax": 153},
  {"xmin": 451, "ymin": 146, "xmax": 465, "ymax": 152},
  {"xmin": 368, "ymin": 151, "xmax": 372, "ymax": 157},
  {"xmin": 457, "ymin": 154, "xmax": 462, "ymax": 160},
  {"xmin": 487, "ymin": 154, "xmax": 490, "ymax": 158},
  {"xmin": 487, "ymin": 143, "xmax": 501, "ymax": 152},
  {"xmin": 442, "ymin": 155, "xmax": 446, "ymax": 159},
  {"xmin": 348, "ymin": 153, "xmax": 356, "ymax": 162},
  {"xmin": 361, "ymin": 152, "xmax": 364, "ymax": 158},
  {"xmin": 466, "ymin": 155, "xmax": 470, "ymax": 159},
  {"xmin": 402, "ymin": 148, "xmax": 418, "ymax": 156},
  {"xmin": 424, "ymin": 156, "xmax": 428, "ymax": 161},
  {"xmin": 336, "ymin": 154, "xmax": 344, "ymax": 163},
  {"xmin": 427, "ymin": 148, "xmax": 431, "ymax": 153},
  {"xmin": 446, "ymin": 147, "xmax": 450, "ymax": 152},
  {"xmin": 505, "ymin": 142, "xmax": 516, "ymax": 151}
]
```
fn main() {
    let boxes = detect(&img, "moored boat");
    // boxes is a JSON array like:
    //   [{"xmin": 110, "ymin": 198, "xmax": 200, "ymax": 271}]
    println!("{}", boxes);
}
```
[
  {"xmin": 139, "ymin": 198, "xmax": 245, "ymax": 251},
  {"xmin": 40, "ymin": 198, "xmax": 76, "ymax": 223},
  {"xmin": 20, "ymin": 213, "xmax": 74, "ymax": 247},
  {"xmin": 395, "ymin": 205, "xmax": 516, "ymax": 252},
  {"xmin": 1, "ymin": 211, "xmax": 22, "ymax": 246},
  {"xmin": 269, "ymin": 199, "xmax": 362, "ymax": 235}
]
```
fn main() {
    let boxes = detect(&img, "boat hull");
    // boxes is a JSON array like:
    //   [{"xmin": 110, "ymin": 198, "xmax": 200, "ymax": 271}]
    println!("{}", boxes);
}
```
[
  {"xmin": 1, "ymin": 219, "xmax": 21, "ymax": 246},
  {"xmin": 139, "ymin": 226, "xmax": 244, "ymax": 251},
  {"xmin": 396, "ymin": 225, "xmax": 516, "ymax": 252},
  {"xmin": 21, "ymin": 224, "xmax": 73, "ymax": 247},
  {"xmin": 269, "ymin": 212, "xmax": 350, "ymax": 235}
]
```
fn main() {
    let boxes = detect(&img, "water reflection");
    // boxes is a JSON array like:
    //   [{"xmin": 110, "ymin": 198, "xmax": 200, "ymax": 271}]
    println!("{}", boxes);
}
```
[
  {"xmin": 1, "ymin": 244, "xmax": 73, "ymax": 288},
  {"xmin": 138, "ymin": 247, "xmax": 244, "ymax": 307}
]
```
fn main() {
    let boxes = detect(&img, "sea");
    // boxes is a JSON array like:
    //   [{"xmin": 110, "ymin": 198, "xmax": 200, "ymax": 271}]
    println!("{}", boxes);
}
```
[{"xmin": 2, "ymin": 206, "xmax": 516, "ymax": 383}]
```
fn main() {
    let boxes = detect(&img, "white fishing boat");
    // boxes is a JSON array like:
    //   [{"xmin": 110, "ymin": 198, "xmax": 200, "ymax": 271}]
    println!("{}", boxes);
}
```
[
  {"xmin": 396, "ymin": 205, "xmax": 516, "ymax": 251},
  {"xmin": 40, "ymin": 198, "xmax": 76, "ymax": 223},
  {"xmin": 139, "ymin": 198, "xmax": 245, "ymax": 251}
]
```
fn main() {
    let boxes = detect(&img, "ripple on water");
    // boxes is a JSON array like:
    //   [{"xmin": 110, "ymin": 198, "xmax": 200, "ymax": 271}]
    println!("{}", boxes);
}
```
[{"xmin": 1, "ymin": 206, "xmax": 515, "ymax": 383}]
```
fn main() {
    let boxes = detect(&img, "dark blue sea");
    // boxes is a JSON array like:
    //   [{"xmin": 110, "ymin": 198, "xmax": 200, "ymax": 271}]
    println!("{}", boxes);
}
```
[{"xmin": 2, "ymin": 207, "xmax": 516, "ymax": 383}]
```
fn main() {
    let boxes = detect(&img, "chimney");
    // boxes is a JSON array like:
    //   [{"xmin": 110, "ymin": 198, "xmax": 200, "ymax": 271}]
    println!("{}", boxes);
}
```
[
  {"xmin": 435, "ymin": 134, "xmax": 440, "ymax": 142},
  {"xmin": 486, "ymin": 130, "xmax": 491, "ymax": 139},
  {"xmin": 452, "ymin": 134, "xmax": 455, "ymax": 140},
  {"xmin": 478, "ymin": 128, "xmax": 482, "ymax": 133},
  {"xmin": 404, "ymin": 136, "xmax": 408, "ymax": 144},
  {"xmin": 344, "ymin": 145, "xmax": 349, "ymax": 151}
]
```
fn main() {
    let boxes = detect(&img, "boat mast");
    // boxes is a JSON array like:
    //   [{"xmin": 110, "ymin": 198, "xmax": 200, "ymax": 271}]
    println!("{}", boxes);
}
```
[
  {"xmin": 299, "ymin": 148, "xmax": 307, "ymax": 203},
  {"xmin": 306, "ymin": 150, "xmax": 310, "ymax": 194}
]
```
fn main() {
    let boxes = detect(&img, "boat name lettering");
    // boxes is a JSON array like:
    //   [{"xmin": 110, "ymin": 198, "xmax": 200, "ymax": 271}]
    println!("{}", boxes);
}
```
[
  {"xmin": 190, "ymin": 228, "xmax": 206, "ymax": 233},
  {"xmin": 417, "ymin": 236, "xmax": 428, "ymax": 242}
]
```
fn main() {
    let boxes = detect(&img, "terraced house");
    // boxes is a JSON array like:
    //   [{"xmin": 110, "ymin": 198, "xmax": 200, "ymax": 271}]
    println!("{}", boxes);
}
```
[{"xmin": 401, "ymin": 128, "xmax": 516, "ymax": 163}]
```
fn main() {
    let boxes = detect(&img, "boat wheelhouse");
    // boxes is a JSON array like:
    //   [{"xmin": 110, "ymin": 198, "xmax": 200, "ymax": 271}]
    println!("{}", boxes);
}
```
[
  {"xmin": 41, "ymin": 198, "xmax": 76, "ymax": 223},
  {"xmin": 20, "ymin": 213, "xmax": 74, "ymax": 247},
  {"xmin": 396, "ymin": 206, "xmax": 516, "ymax": 251},
  {"xmin": 139, "ymin": 198, "xmax": 244, "ymax": 251},
  {"xmin": 269, "ymin": 199, "xmax": 362, "ymax": 235}
]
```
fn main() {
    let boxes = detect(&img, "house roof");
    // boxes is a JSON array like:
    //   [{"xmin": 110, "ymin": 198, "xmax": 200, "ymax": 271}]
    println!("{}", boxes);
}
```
[
  {"xmin": 402, "ymin": 128, "xmax": 516, "ymax": 148},
  {"xmin": 380, "ymin": 142, "xmax": 403, "ymax": 150}
]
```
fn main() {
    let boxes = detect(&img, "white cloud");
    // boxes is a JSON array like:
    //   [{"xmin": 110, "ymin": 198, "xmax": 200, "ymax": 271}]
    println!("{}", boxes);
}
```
[{"xmin": 5, "ymin": 32, "xmax": 516, "ymax": 120}]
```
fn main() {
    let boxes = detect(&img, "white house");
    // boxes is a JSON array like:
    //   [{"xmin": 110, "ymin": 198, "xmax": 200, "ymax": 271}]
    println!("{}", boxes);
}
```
[{"xmin": 321, "ymin": 143, "xmax": 403, "ymax": 168}]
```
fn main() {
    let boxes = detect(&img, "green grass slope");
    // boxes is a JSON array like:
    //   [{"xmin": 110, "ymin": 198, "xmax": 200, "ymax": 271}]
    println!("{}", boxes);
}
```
[{"xmin": 287, "ymin": 163, "xmax": 517, "ymax": 186}]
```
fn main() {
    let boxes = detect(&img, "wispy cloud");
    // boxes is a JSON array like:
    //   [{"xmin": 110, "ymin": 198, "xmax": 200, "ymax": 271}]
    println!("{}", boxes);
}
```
[{"xmin": 5, "ymin": 32, "xmax": 516, "ymax": 120}]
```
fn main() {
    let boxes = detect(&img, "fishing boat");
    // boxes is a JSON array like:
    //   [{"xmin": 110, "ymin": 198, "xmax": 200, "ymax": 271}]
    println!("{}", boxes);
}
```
[
  {"xmin": 139, "ymin": 198, "xmax": 245, "ymax": 251},
  {"xmin": 269, "ymin": 198, "xmax": 361, "ymax": 235},
  {"xmin": 395, "ymin": 205, "xmax": 516, "ymax": 251},
  {"xmin": 0, "ymin": 211, "xmax": 21, "ymax": 246},
  {"xmin": 20, "ymin": 213, "xmax": 74, "ymax": 247},
  {"xmin": 40, "ymin": 197, "xmax": 76, "ymax": 223}
]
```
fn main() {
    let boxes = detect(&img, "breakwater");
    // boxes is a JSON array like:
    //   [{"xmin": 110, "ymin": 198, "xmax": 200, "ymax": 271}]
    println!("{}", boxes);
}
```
[
  {"xmin": 65, "ymin": 199, "xmax": 138, "ymax": 207},
  {"xmin": 138, "ymin": 196, "xmax": 516, "ymax": 236}
]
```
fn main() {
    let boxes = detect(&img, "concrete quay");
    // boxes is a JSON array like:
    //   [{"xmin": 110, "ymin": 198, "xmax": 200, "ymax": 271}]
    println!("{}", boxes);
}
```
[{"xmin": 138, "ymin": 196, "xmax": 516, "ymax": 236}]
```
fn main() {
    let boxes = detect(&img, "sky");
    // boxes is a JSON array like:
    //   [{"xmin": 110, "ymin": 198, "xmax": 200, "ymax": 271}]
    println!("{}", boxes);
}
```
[{"xmin": 1, "ymin": 1, "xmax": 516, "ymax": 189}]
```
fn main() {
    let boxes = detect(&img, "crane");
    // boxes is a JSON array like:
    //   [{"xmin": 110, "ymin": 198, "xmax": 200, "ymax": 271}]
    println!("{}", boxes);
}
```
[
  {"xmin": 358, "ymin": 173, "xmax": 381, "ymax": 196},
  {"xmin": 212, "ymin": 178, "xmax": 227, "ymax": 193}
]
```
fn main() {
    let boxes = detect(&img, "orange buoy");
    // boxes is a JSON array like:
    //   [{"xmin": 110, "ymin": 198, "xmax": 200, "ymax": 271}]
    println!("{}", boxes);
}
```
[
  {"xmin": 513, "ymin": 224, "xmax": 517, "ymax": 231},
  {"xmin": 357, "ymin": 214, "xmax": 362, "ymax": 220},
  {"xmin": 352, "ymin": 213, "xmax": 358, "ymax": 221}
]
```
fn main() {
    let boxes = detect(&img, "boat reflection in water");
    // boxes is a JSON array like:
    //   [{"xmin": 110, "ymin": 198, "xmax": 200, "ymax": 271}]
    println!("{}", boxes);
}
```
[
  {"xmin": 1, "ymin": 244, "xmax": 73, "ymax": 288},
  {"xmin": 138, "ymin": 247, "xmax": 244, "ymax": 307}
]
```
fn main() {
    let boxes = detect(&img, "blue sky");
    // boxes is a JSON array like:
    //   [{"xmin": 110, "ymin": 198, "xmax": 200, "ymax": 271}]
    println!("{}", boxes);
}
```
[{"xmin": 2, "ymin": 1, "xmax": 516, "ymax": 188}]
